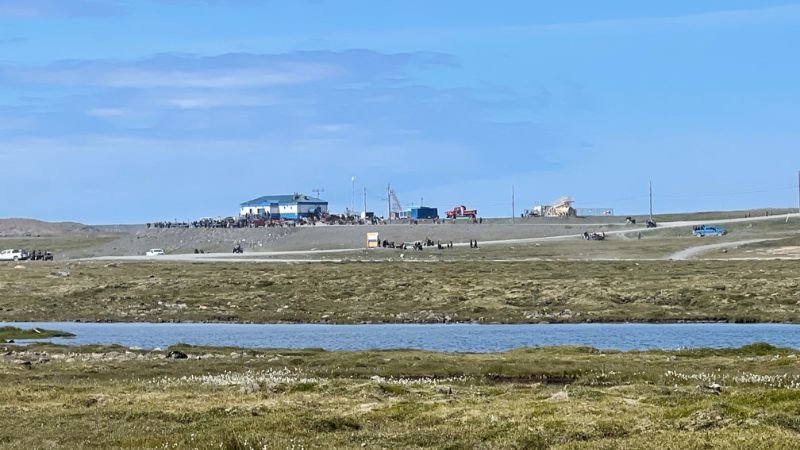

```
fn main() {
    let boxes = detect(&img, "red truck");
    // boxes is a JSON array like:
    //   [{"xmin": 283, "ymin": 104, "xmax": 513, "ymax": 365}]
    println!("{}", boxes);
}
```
[{"xmin": 446, "ymin": 205, "xmax": 478, "ymax": 219}]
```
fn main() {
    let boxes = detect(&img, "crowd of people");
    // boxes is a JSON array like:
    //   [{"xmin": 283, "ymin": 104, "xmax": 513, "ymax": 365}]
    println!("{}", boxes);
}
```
[
  {"xmin": 380, "ymin": 238, "xmax": 479, "ymax": 251},
  {"xmin": 146, "ymin": 216, "xmax": 291, "ymax": 229},
  {"xmin": 18, "ymin": 250, "xmax": 54, "ymax": 261},
  {"xmin": 146, "ymin": 213, "xmax": 488, "ymax": 230}
]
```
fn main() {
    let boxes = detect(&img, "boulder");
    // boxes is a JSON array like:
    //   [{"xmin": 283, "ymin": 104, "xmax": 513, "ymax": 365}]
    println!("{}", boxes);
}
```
[{"xmin": 166, "ymin": 350, "xmax": 188, "ymax": 360}]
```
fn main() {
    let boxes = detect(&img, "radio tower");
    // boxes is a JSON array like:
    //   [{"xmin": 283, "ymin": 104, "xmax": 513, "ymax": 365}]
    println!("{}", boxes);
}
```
[{"xmin": 384, "ymin": 184, "xmax": 404, "ymax": 220}]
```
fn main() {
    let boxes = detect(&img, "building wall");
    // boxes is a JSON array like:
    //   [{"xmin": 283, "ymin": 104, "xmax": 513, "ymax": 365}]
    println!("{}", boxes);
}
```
[
  {"xmin": 240, "ymin": 202, "xmax": 328, "ymax": 219},
  {"xmin": 278, "ymin": 204, "xmax": 298, "ymax": 218}
]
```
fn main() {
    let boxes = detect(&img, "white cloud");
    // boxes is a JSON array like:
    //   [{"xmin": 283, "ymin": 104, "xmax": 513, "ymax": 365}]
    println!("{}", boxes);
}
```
[
  {"xmin": 0, "ymin": 49, "xmax": 554, "ymax": 220},
  {"xmin": 525, "ymin": 4, "xmax": 800, "ymax": 32},
  {"xmin": 165, "ymin": 93, "xmax": 277, "ymax": 109},
  {"xmin": 0, "ymin": 51, "xmax": 456, "ymax": 96},
  {"xmin": 110, "ymin": 64, "xmax": 338, "ymax": 88},
  {"xmin": 308, "ymin": 124, "xmax": 353, "ymax": 134},
  {"xmin": 13, "ymin": 63, "xmax": 340, "ymax": 89},
  {"xmin": 0, "ymin": 0, "xmax": 120, "ymax": 17}
]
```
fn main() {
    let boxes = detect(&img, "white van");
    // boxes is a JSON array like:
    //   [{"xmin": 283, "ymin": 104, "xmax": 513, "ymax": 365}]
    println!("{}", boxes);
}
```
[{"xmin": 0, "ymin": 249, "xmax": 26, "ymax": 261}]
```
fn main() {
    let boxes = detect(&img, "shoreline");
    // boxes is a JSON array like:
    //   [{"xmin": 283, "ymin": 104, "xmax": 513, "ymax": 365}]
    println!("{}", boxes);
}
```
[
  {"xmin": 9, "ymin": 341, "xmax": 800, "ymax": 357},
  {"xmin": 4, "ymin": 318, "xmax": 799, "ymax": 325}
]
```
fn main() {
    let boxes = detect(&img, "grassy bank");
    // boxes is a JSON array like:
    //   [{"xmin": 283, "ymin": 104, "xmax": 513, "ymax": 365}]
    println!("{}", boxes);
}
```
[
  {"xmin": 0, "ymin": 343, "xmax": 799, "ymax": 449},
  {"xmin": 1, "ymin": 260, "xmax": 799, "ymax": 324},
  {"xmin": 0, "ymin": 326, "xmax": 74, "ymax": 341}
]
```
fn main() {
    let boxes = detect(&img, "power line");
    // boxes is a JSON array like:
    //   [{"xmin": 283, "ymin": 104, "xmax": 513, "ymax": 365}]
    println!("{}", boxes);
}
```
[
  {"xmin": 583, "ymin": 185, "xmax": 795, "ymax": 207},
  {"xmin": 350, "ymin": 176, "xmax": 356, "ymax": 213},
  {"xmin": 377, "ymin": 179, "xmax": 799, "ymax": 217},
  {"xmin": 657, "ymin": 186, "xmax": 796, "ymax": 201},
  {"xmin": 579, "ymin": 194, "xmax": 650, "ymax": 207}
]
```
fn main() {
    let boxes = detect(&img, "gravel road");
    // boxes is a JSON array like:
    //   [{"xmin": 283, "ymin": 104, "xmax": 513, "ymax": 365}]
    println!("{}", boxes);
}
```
[{"xmin": 668, "ymin": 239, "xmax": 783, "ymax": 260}]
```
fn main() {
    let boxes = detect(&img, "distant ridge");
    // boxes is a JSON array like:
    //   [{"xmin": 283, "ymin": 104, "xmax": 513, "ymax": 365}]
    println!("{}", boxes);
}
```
[{"xmin": 0, "ymin": 218, "xmax": 101, "ymax": 237}]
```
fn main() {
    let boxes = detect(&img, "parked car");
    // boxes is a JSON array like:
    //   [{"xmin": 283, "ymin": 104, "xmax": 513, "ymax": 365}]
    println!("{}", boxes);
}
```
[
  {"xmin": 692, "ymin": 225, "xmax": 727, "ymax": 237},
  {"xmin": 0, "ymin": 249, "xmax": 26, "ymax": 261},
  {"xmin": 145, "ymin": 248, "xmax": 166, "ymax": 256}
]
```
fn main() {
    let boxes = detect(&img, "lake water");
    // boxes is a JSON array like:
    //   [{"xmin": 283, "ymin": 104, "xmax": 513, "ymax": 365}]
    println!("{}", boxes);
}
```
[{"xmin": 3, "ymin": 322, "xmax": 800, "ymax": 352}]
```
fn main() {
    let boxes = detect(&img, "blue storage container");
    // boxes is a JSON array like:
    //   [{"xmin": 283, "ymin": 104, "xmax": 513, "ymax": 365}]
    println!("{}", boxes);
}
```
[{"xmin": 410, "ymin": 207, "xmax": 439, "ymax": 220}]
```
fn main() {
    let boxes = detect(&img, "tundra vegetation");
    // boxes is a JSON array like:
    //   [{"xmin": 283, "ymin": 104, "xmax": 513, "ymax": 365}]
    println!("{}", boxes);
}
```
[
  {"xmin": 0, "ymin": 343, "xmax": 799, "ymax": 449},
  {"xmin": 1, "ymin": 260, "xmax": 799, "ymax": 323}
]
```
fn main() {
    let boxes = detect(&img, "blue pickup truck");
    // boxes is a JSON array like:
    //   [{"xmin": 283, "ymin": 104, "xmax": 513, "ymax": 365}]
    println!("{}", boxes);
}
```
[{"xmin": 692, "ymin": 225, "xmax": 727, "ymax": 237}]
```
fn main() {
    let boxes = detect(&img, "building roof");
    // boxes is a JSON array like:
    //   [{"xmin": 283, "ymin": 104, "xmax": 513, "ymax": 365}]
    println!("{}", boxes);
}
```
[{"xmin": 240, "ymin": 193, "xmax": 327, "ymax": 207}]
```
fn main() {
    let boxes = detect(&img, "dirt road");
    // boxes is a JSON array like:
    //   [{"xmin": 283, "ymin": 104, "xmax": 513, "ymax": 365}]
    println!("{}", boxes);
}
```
[{"xmin": 668, "ymin": 238, "xmax": 783, "ymax": 260}]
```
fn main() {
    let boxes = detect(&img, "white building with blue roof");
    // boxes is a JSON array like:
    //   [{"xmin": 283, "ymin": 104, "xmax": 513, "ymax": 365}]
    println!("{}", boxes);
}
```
[{"xmin": 239, "ymin": 193, "xmax": 328, "ymax": 220}]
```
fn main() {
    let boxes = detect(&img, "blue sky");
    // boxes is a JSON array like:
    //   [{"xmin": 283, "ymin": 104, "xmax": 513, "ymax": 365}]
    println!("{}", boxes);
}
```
[{"xmin": 1, "ymin": 0, "xmax": 799, "ymax": 223}]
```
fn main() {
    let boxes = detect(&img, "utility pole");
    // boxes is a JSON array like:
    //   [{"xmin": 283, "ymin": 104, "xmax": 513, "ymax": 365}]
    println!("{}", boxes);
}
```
[
  {"xmin": 512, "ymin": 184, "xmax": 516, "ymax": 224},
  {"xmin": 649, "ymin": 180, "xmax": 654, "ymax": 220},
  {"xmin": 363, "ymin": 187, "xmax": 367, "ymax": 216},
  {"xmin": 351, "ymin": 176, "xmax": 356, "ymax": 215},
  {"xmin": 387, "ymin": 184, "xmax": 391, "ymax": 222},
  {"xmin": 797, "ymin": 170, "xmax": 800, "ymax": 213}
]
